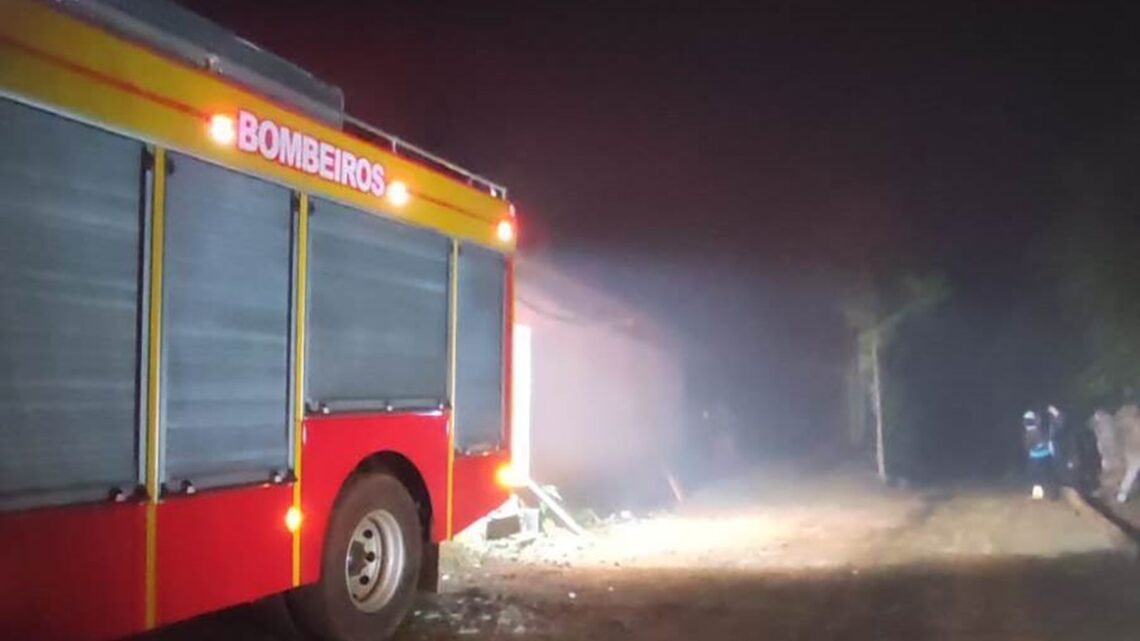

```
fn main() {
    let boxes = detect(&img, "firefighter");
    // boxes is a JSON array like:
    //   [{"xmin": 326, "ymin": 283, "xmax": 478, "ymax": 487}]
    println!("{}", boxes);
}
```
[
  {"xmin": 1047, "ymin": 405, "xmax": 1072, "ymax": 486},
  {"xmin": 1045, "ymin": 405, "xmax": 1066, "ymax": 442},
  {"xmin": 1047, "ymin": 404, "xmax": 1095, "ymax": 491},
  {"xmin": 1023, "ymin": 410, "xmax": 1055, "ymax": 500}
]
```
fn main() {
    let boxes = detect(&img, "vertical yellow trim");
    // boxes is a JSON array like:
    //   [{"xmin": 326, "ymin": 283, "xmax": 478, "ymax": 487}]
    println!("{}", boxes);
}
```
[
  {"xmin": 144, "ymin": 503, "xmax": 157, "ymax": 629},
  {"xmin": 291, "ymin": 193, "xmax": 309, "ymax": 586},
  {"xmin": 446, "ymin": 239, "xmax": 460, "ymax": 539},
  {"xmin": 144, "ymin": 147, "xmax": 167, "ymax": 630}
]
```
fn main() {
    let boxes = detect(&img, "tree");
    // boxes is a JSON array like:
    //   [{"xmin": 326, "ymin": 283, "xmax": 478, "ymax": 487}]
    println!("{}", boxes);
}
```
[
  {"xmin": 1049, "ymin": 209, "xmax": 1140, "ymax": 405},
  {"xmin": 843, "ymin": 273, "xmax": 949, "ymax": 481},
  {"xmin": 1046, "ymin": 133, "xmax": 1140, "ymax": 407}
]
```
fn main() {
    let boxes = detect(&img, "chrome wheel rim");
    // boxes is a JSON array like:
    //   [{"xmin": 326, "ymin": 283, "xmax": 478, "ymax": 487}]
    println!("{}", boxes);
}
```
[{"xmin": 344, "ymin": 508, "xmax": 405, "ymax": 612}]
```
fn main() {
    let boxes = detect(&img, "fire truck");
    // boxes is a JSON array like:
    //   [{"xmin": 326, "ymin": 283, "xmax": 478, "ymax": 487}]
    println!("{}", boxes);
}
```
[{"xmin": 0, "ymin": 1, "xmax": 515, "ymax": 639}]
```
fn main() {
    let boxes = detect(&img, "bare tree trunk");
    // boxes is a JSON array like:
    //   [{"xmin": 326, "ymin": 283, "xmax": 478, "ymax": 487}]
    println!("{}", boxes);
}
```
[{"xmin": 870, "ymin": 334, "xmax": 887, "ymax": 482}]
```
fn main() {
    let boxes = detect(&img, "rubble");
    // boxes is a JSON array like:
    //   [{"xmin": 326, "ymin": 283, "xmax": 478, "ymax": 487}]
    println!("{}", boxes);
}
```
[{"xmin": 487, "ymin": 514, "xmax": 523, "ymax": 540}]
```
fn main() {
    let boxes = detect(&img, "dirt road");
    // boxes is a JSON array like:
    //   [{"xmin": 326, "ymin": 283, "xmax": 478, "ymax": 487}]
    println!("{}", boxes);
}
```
[{"xmin": 145, "ymin": 468, "xmax": 1140, "ymax": 641}]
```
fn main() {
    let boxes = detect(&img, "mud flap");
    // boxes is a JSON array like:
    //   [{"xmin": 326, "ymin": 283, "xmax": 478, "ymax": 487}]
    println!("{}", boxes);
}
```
[{"xmin": 418, "ymin": 542, "xmax": 440, "ymax": 593}]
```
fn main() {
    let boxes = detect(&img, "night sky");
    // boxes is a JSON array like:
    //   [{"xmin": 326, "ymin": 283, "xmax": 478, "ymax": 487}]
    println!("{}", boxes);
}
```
[{"xmin": 182, "ymin": 0, "xmax": 1140, "ymax": 477}]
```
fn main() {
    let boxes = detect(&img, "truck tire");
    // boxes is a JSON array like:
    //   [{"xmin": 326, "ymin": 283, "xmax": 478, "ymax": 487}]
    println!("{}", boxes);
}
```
[{"xmin": 289, "ymin": 472, "xmax": 423, "ymax": 641}]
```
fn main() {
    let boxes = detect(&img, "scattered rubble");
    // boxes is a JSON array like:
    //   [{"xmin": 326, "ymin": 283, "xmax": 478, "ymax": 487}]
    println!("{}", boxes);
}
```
[{"xmin": 486, "ymin": 514, "xmax": 523, "ymax": 540}]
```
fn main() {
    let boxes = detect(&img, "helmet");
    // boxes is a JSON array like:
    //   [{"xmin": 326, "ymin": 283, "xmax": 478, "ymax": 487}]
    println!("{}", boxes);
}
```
[{"xmin": 1022, "ymin": 410, "xmax": 1040, "ymax": 429}]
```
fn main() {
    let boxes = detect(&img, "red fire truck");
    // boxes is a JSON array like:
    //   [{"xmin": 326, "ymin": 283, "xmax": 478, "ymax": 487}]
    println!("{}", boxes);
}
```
[{"xmin": 0, "ymin": 2, "xmax": 515, "ymax": 639}]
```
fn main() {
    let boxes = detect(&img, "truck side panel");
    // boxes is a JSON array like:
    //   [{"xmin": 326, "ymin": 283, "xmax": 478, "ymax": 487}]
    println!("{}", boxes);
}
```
[
  {"xmin": 0, "ymin": 503, "xmax": 146, "ymax": 641},
  {"xmin": 156, "ymin": 484, "xmax": 293, "ymax": 625},
  {"xmin": 300, "ymin": 412, "xmax": 450, "ymax": 584},
  {"xmin": 451, "ymin": 452, "xmax": 511, "ymax": 535}
]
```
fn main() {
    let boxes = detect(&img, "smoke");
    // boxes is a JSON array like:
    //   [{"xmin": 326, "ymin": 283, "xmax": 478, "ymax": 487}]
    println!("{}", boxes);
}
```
[{"xmin": 516, "ymin": 247, "xmax": 852, "ymax": 509}]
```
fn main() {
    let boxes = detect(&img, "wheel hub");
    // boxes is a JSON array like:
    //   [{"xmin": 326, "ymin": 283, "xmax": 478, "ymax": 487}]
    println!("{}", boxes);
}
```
[{"xmin": 344, "ymin": 509, "xmax": 405, "ymax": 612}]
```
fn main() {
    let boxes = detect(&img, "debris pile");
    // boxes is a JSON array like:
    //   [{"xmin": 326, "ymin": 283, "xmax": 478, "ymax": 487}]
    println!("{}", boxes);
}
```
[{"xmin": 478, "ymin": 524, "xmax": 593, "ymax": 568}]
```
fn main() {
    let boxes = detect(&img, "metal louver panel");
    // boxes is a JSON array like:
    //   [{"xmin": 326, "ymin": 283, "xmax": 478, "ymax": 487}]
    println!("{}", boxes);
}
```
[
  {"xmin": 161, "ymin": 153, "xmax": 291, "ymax": 486},
  {"xmin": 0, "ymin": 98, "xmax": 142, "ymax": 507},
  {"xmin": 307, "ymin": 199, "xmax": 449, "ymax": 412},
  {"xmin": 455, "ymin": 244, "xmax": 506, "ymax": 451}
]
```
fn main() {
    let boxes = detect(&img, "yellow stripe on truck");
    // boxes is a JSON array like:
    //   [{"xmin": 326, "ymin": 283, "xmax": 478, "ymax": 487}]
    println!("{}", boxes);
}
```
[
  {"xmin": 0, "ymin": 0, "xmax": 514, "ymax": 251},
  {"xmin": 143, "ymin": 146, "xmax": 168, "ymax": 630},
  {"xmin": 291, "ymin": 193, "xmax": 310, "ymax": 585}
]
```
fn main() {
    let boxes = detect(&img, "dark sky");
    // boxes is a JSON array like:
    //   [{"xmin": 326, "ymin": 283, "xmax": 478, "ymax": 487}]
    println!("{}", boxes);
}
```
[
  {"xmin": 178, "ymin": 1, "xmax": 1137, "ymax": 265},
  {"xmin": 181, "ymin": 0, "xmax": 1140, "ymax": 468}
]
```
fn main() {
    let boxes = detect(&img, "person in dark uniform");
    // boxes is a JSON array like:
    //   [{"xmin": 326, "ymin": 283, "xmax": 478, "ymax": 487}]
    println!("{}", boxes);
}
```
[
  {"xmin": 1046, "ymin": 404, "xmax": 1099, "ymax": 492},
  {"xmin": 1023, "ymin": 410, "xmax": 1055, "ymax": 500},
  {"xmin": 1047, "ymin": 405, "xmax": 1074, "ymax": 486}
]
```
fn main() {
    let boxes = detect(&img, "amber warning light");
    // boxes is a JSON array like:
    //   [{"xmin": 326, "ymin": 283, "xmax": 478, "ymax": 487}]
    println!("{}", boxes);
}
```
[
  {"xmin": 497, "ymin": 219, "xmax": 515, "ymax": 243},
  {"xmin": 495, "ymin": 462, "xmax": 525, "ymax": 488},
  {"xmin": 285, "ymin": 506, "xmax": 303, "ymax": 532},
  {"xmin": 208, "ymin": 113, "xmax": 236, "ymax": 146},
  {"xmin": 387, "ymin": 180, "xmax": 410, "ymax": 207}
]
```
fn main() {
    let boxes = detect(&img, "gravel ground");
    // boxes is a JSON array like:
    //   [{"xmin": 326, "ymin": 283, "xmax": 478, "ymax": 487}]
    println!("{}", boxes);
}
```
[{"xmin": 144, "ymin": 467, "xmax": 1140, "ymax": 641}]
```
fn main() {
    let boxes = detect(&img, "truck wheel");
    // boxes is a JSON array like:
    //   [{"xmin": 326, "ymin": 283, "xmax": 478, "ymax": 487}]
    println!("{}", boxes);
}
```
[{"xmin": 289, "ymin": 472, "xmax": 423, "ymax": 641}]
